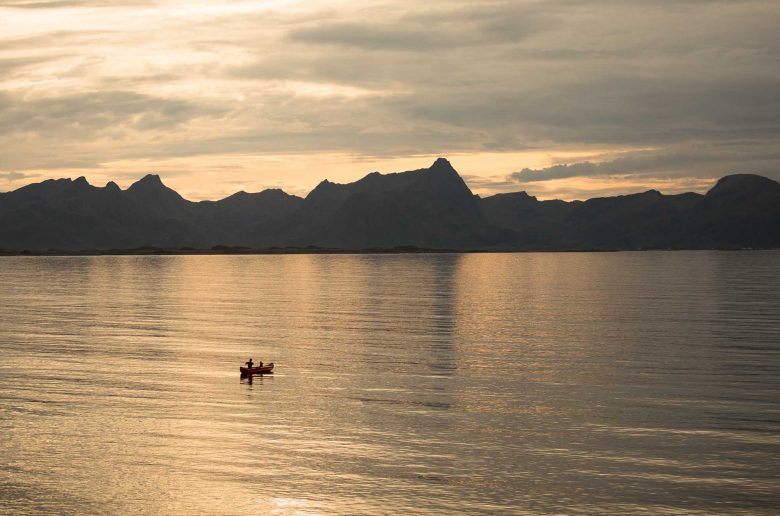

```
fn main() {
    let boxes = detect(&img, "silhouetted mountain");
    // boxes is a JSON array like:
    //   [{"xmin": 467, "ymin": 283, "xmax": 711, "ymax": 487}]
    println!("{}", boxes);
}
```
[
  {"xmin": 197, "ymin": 189, "xmax": 303, "ymax": 246},
  {"xmin": 482, "ymin": 192, "xmax": 578, "ymax": 249},
  {"xmin": 126, "ymin": 174, "xmax": 190, "ymax": 217},
  {"xmin": 676, "ymin": 174, "xmax": 780, "ymax": 248},
  {"xmin": 1, "ymin": 160, "xmax": 778, "ymax": 251},
  {"xmin": 0, "ymin": 174, "xmax": 302, "ymax": 250},
  {"xmin": 482, "ymin": 173, "xmax": 780, "ymax": 250},
  {"xmin": 269, "ymin": 158, "xmax": 492, "ymax": 248}
]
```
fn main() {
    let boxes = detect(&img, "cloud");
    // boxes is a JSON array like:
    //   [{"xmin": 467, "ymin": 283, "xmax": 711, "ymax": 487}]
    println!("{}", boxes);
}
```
[
  {"xmin": 0, "ymin": 90, "xmax": 225, "ymax": 137},
  {"xmin": 511, "ymin": 143, "xmax": 780, "ymax": 183},
  {"xmin": 233, "ymin": 1, "xmax": 780, "ymax": 151},
  {"xmin": 3, "ymin": 0, "xmax": 155, "ymax": 8},
  {"xmin": 288, "ymin": 4, "xmax": 547, "ymax": 51},
  {"xmin": 0, "ymin": 30, "xmax": 113, "ymax": 51},
  {"xmin": 0, "ymin": 55, "xmax": 64, "ymax": 73},
  {"xmin": 1, "ymin": 0, "xmax": 779, "ymax": 195},
  {"xmin": 513, "ymin": 162, "xmax": 601, "ymax": 183},
  {"xmin": 290, "ymin": 23, "xmax": 463, "ymax": 51},
  {"xmin": 0, "ymin": 172, "xmax": 30, "ymax": 182}
]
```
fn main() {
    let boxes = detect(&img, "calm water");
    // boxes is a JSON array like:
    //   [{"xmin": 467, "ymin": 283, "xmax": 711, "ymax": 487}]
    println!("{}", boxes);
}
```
[{"xmin": 0, "ymin": 252, "xmax": 779, "ymax": 515}]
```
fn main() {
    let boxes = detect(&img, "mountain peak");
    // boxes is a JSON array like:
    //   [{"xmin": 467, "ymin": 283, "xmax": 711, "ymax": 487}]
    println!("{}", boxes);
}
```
[
  {"xmin": 306, "ymin": 178, "xmax": 345, "ymax": 203},
  {"xmin": 412, "ymin": 157, "xmax": 474, "ymax": 199},
  {"xmin": 706, "ymin": 174, "xmax": 780, "ymax": 197},
  {"xmin": 223, "ymin": 188, "xmax": 296, "ymax": 202},
  {"xmin": 262, "ymin": 188, "xmax": 294, "ymax": 198},
  {"xmin": 73, "ymin": 176, "xmax": 89, "ymax": 186},
  {"xmin": 131, "ymin": 173, "xmax": 164, "ymax": 188},
  {"xmin": 488, "ymin": 191, "xmax": 538, "ymax": 202},
  {"xmin": 640, "ymin": 189, "xmax": 662, "ymax": 197},
  {"xmin": 125, "ymin": 173, "xmax": 187, "ymax": 207},
  {"xmin": 430, "ymin": 157, "xmax": 455, "ymax": 172},
  {"xmin": 127, "ymin": 173, "xmax": 178, "ymax": 196}
]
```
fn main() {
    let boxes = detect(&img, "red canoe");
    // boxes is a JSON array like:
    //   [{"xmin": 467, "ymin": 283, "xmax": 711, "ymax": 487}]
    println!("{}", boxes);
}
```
[{"xmin": 240, "ymin": 363, "xmax": 274, "ymax": 375}]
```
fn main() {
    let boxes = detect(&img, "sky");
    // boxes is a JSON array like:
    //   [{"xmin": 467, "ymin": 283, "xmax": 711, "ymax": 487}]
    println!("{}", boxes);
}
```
[{"xmin": 1, "ymin": 0, "xmax": 778, "ymax": 201}]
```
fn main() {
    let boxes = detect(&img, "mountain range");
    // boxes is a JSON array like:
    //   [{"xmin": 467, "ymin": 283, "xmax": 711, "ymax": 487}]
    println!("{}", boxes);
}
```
[{"xmin": 1, "ymin": 158, "xmax": 779, "ymax": 252}]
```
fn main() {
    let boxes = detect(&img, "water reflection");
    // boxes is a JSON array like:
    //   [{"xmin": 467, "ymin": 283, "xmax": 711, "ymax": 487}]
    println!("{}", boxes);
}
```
[
  {"xmin": 242, "ymin": 373, "xmax": 274, "ymax": 387},
  {"xmin": 0, "ymin": 252, "xmax": 778, "ymax": 514}
]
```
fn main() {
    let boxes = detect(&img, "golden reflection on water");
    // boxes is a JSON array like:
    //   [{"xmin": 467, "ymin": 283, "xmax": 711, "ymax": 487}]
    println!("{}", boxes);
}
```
[{"xmin": 1, "ymin": 252, "xmax": 779, "ymax": 514}]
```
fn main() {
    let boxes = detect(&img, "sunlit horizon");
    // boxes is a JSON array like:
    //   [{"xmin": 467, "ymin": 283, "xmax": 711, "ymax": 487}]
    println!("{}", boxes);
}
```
[
  {"xmin": 2, "ymin": 0, "xmax": 778, "ymax": 200},
  {"xmin": 2, "ymin": 153, "xmax": 723, "ymax": 203}
]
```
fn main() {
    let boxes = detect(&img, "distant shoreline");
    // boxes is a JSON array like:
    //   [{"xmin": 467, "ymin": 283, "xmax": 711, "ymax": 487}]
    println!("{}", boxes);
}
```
[
  {"xmin": 0, "ymin": 246, "xmax": 467, "ymax": 257},
  {"xmin": 0, "ymin": 245, "xmax": 774, "ymax": 257}
]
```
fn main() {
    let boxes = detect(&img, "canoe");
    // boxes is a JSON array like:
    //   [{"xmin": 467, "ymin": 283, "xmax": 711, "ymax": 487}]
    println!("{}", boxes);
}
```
[{"xmin": 240, "ymin": 363, "xmax": 274, "ymax": 375}]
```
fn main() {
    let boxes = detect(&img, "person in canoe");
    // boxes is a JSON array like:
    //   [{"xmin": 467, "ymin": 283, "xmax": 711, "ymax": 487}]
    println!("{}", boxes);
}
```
[{"xmin": 245, "ymin": 358, "xmax": 264, "ymax": 369}]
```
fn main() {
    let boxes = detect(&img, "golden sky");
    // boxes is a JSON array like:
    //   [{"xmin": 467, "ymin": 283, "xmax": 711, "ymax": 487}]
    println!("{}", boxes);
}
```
[{"xmin": 1, "ymin": 0, "xmax": 778, "ymax": 200}]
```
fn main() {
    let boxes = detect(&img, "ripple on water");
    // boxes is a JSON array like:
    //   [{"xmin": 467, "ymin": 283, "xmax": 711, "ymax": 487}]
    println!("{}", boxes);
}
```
[{"xmin": 0, "ymin": 252, "xmax": 779, "ymax": 514}]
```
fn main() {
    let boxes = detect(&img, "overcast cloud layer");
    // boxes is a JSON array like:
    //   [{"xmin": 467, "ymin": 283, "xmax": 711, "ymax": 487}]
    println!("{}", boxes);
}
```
[{"xmin": 1, "ymin": 0, "xmax": 778, "ymax": 200}]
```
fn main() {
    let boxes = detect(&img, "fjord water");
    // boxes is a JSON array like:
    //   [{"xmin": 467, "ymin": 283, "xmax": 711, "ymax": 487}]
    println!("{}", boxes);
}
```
[{"xmin": 1, "ymin": 253, "xmax": 778, "ymax": 514}]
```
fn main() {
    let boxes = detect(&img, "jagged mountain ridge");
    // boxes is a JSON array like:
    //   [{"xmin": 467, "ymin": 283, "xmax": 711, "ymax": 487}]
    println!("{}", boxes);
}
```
[
  {"xmin": 269, "ymin": 158, "xmax": 489, "ymax": 248},
  {"xmin": 1, "ymin": 158, "xmax": 779, "ymax": 251}
]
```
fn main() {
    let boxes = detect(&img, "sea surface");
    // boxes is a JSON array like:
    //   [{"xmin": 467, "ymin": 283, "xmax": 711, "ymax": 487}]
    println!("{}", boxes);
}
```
[{"xmin": 0, "ymin": 252, "xmax": 779, "ymax": 515}]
